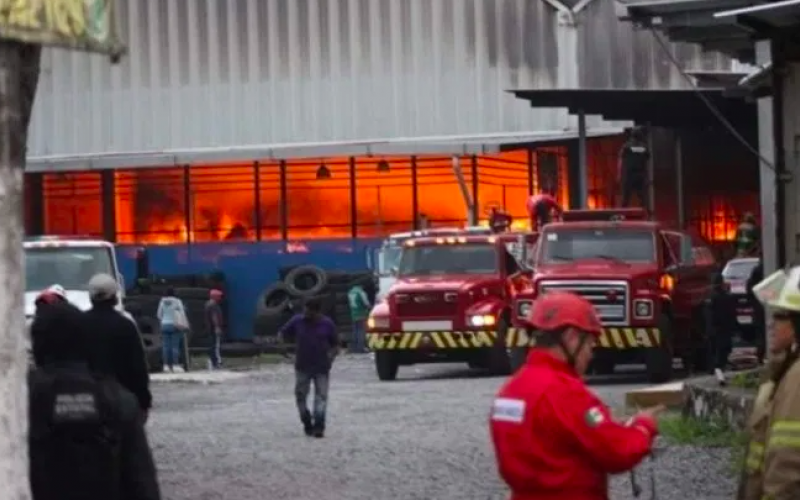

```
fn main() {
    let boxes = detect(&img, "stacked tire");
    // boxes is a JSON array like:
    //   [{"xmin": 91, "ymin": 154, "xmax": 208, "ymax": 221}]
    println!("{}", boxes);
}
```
[{"xmin": 253, "ymin": 266, "xmax": 376, "ymax": 346}]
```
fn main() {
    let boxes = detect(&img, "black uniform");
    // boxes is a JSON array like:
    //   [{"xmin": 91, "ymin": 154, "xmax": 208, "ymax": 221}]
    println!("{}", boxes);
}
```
[
  {"xmin": 704, "ymin": 274, "xmax": 738, "ymax": 371},
  {"xmin": 29, "ymin": 302, "xmax": 160, "ymax": 500},
  {"xmin": 85, "ymin": 303, "xmax": 153, "ymax": 415},
  {"xmin": 619, "ymin": 137, "xmax": 650, "ymax": 208},
  {"xmin": 747, "ymin": 262, "xmax": 766, "ymax": 361}
]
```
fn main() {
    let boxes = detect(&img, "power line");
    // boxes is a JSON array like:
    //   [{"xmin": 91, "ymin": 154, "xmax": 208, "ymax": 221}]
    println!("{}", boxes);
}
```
[{"xmin": 649, "ymin": 28, "xmax": 776, "ymax": 172}]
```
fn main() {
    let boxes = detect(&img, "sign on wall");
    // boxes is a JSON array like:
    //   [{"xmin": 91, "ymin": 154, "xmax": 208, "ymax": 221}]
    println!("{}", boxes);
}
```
[{"xmin": 0, "ymin": 0, "xmax": 125, "ymax": 59}]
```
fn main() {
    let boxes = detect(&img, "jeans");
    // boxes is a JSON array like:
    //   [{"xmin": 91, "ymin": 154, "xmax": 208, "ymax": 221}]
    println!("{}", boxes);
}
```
[
  {"xmin": 161, "ymin": 324, "xmax": 184, "ymax": 369},
  {"xmin": 208, "ymin": 334, "xmax": 221, "ymax": 369},
  {"xmin": 295, "ymin": 371, "xmax": 329, "ymax": 427},
  {"xmin": 350, "ymin": 320, "xmax": 366, "ymax": 353}
]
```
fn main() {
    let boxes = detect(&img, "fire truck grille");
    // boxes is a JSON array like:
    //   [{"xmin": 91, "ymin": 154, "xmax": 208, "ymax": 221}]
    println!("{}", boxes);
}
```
[
  {"xmin": 396, "ymin": 292, "xmax": 459, "ymax": 318},
  {"xmin": 538, "ymin": 281, "xmax": 628, "ymax": 326}
]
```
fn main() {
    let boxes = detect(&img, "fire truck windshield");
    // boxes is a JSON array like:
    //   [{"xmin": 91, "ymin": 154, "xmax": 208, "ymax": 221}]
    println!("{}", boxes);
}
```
[
  {"xmin": 377, "ymin": 244, "xmax": 403, "ymax": 276},
  {"xmin": 539, "ymin": 229, "xmax": 656, "ymax": 264},
  {"xmin": 398, "ymin": 244, "xmax": 497, "ymax": 276},
  {"xmin": 25, "ymin": 247, "xmax": 115, "ymax": 292}
]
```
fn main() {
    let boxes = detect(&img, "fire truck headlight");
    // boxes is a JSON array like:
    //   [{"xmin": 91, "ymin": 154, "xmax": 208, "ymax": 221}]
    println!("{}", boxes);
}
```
[
  {"xmin": 468, "ymin": 315, "xmax": 496, "ymax": 327},
  {"xmin": 367, "ymin": 316, "xmax": 389, "ymax": 330},
  {"xmin": 516, "ymin": 301, "xmax": 533, "ymax": 318},
  {"xmin": 634, "ymin": 299, "xmax": 653, "ymax": 319}
]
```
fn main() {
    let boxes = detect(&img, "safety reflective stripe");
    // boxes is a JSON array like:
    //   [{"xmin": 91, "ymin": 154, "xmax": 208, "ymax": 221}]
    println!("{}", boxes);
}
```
[
  {"xmin": 745, "ymin": 441, "xmax": 765, "ymax": 472},
  {"xmin": 768, "ymin": 420, "xmax": 800, "ymax": 449}
]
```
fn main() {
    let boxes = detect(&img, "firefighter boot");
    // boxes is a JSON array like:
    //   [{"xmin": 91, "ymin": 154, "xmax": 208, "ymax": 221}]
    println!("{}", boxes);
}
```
[{"xmin": 300, "ymin": 410, "xmax": 314, "ymax": 436}]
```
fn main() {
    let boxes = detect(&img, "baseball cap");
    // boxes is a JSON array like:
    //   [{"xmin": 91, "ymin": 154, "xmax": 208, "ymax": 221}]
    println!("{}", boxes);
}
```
[{"xmin": 87, "ymin": 273, "xmax": 118, "ymax": 300}]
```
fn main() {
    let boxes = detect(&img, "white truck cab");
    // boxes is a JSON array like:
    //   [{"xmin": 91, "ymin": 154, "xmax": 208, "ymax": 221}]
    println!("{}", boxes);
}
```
[{"xmin": 24, "ymin": 236, "xmax": 127, "ymax": 325}]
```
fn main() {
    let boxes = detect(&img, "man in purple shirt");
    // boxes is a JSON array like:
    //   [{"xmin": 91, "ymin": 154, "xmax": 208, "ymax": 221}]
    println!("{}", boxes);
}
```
[{"xmin": 277, "ymin": 297, "xmax": 339, "ymax": 438}]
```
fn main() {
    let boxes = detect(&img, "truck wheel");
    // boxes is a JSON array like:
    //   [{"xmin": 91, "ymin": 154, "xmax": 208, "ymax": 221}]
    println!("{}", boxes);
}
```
[
  {"xmin": 489, "ymin": 320, "xmax": 512, "ymax": 375},
  {"xmin": 375, "ymin": 352, "xmax": 398, "ymax": 381},
  {"xmin": 592, "ymin": 358, "xmax": 616, "ymax": 376},
  {"xmin": 509, "ymin": 347, "xmax": 528, "ymax": 373},
  {"xmin": 645, "ymin": 314, "xmax": 674, "ymax": 383}
]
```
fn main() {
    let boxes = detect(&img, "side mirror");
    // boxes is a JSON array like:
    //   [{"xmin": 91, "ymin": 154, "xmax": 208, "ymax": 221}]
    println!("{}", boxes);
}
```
[{"xmin": 665, "ymin": 264, "xmax": 680, "ymax": 274}]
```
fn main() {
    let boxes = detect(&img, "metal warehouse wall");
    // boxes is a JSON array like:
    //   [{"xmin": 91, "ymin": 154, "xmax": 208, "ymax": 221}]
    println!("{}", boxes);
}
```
[{"xmin": 29, "ymin": 0, "xmax": 735, "ymax": 158}]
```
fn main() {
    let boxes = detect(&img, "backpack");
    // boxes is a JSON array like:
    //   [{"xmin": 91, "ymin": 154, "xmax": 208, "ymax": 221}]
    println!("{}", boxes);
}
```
[{"xmin": 29, "ymin": 371, "xmax": 123, "ymax": 500}]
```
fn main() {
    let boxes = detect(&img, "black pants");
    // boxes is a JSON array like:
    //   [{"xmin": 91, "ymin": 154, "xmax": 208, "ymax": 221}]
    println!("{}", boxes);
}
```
[
  {"xmin": 621, "ymin": 175, "xmax": 648, "ymax": 209},
  {"xmin": 535, "ymin": 203, "xmax": 551, "ymax": 229},
  {"xmin": 707, "ymin": 327, "xmax": 732, "ymax": 371}
]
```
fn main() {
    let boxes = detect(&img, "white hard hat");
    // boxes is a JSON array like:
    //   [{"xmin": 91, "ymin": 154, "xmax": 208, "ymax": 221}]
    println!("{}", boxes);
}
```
[
  {"xmin": 87, "ymin": 273, "xmax": 118, "ymax": 300},
  {"xmin": 753, "ymin": 267, "xmax": 800, "ymax": 312}
]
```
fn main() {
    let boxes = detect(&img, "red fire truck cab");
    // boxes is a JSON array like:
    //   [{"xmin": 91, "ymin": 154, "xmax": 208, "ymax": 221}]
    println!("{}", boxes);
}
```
[
  {"xmin": 366, "ymin": 231, "xmax": 538, "ymax": 381},
  {"xmin": 510, "ymin": 208, "xmax": 717, "ymax": 382}
]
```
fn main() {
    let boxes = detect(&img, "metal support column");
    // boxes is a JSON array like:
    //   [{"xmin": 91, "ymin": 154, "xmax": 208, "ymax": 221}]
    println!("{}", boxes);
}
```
[
  {"xmin": 526, "ymin": 149, "xmax": 534, "ymax": 195},
  {"xmin": 253, "ymin": 161, "xmax": 262, "ymax": 241},
  {"xmin": 646, "ymin": 123, "xmax": 656, "ymax": 215},
  {"xmin": 101, "ymin": 170, "xmax": 116, "ymax": 242},
  {"xmin": 470, "ymin": 155, "xmax": 479, "ymax": 223},
  {"xmin": 279, "ymin": 160, "xmax": 288, "ymax": 242},
  {"xmin": 411, "ymin": 156, "xmax": 419, "ymax": 229},
  {"xmin": 182, "ymin": 165, "xmax": 192, "ymax": 245},
  {"xmin": 577, "ymin": 110, "xmax": 588, "ymax": 208},
  {"xmin": 675, "ymin": 133, "xmax": 685, "ymax": 229},
  {"xmin": 349, "ymin": 157, "xmax": 357, "ymax": 239}
]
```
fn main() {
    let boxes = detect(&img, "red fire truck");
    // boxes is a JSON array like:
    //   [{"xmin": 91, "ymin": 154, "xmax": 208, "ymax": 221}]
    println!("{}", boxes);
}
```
[
  {"xmin": 510, "ymin": 208, "xmax": 717, "ymax": 382},
  {"xmin": 366, "ymin": 231, "xmax": 538, "ymax": 381}
]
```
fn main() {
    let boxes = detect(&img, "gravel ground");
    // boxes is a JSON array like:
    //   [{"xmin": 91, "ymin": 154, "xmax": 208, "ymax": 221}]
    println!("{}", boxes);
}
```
[{"xmin": 148, "ymin": 356, "xmax": 737, "ymax": 500}]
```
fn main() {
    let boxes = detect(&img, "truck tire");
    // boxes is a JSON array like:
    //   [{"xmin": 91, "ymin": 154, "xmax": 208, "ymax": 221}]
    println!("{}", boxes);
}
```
[
  {"xmin": 645, "ymin": 314, "xmax": 674, "ymax": 383},
  {"xmin": 375, "ymin": 351, "xmax": 398, "ymax": 381},
  {"xmin": 256, "ymin": 283, "xmax": 292, "ymax": 316},
  {"xmin": 285, "ymin": 265, "xmax": 328, "ymax": 297},
  {"xmin": 509, "ymin": 346, "xmax": 528, "ymax": 373},
  {"xmin": 489, "ymin": 319, "xmax": 512, "ymax": 375}
]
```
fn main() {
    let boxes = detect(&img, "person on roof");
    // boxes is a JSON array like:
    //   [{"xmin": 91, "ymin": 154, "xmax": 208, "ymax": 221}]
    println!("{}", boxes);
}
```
[
  {"xmin": 735, "ymin": 212, "xmax": 760, "ymax": 257},
  {"xmin": 489, "ymin": 207, "xmax": 514, "ymax": 233},
  {"xmin": 526, "ymin": 192, "xmax": 562, "ymax": 231},
  {"xmin": 738, "ymin": 266, "xmax": 800, "ymax": 500},
  {"xmin": 618, "ymin": 126, "xmax": 650, "ymax": 209},
  {"xmin": 489, "ymin": 292, "xmax": 662, "ymax": 500}
]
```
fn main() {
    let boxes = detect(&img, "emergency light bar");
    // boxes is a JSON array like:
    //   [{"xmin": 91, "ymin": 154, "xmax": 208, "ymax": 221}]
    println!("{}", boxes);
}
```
[{"xmin": 561, "ymin": 208, "xmax": 648, "ymax": 223}]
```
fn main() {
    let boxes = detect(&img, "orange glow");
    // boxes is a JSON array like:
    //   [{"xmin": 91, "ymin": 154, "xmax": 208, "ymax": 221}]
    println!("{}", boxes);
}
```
[
  {"xmin": 659, "ymin": 274, "xmax": 675, "ymax": 291},
  {"xmin": 43, "ymin": 172, "xmax": 103, "ymax": 236}
]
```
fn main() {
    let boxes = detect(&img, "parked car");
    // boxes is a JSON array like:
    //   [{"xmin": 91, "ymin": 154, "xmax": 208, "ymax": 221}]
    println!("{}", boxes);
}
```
[{"xmin": 721, "ymin": 257, "xmax": 760, "ymax": 341}]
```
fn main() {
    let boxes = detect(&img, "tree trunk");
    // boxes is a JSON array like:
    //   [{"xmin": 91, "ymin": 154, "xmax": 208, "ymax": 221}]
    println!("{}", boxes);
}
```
[{"xmin": 0, "ymin": 39, "xmax": 40, "ymax": 500}]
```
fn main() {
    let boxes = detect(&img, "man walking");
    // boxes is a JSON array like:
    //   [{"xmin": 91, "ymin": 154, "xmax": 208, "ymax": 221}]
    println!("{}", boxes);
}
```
[
  {"xmin": 277, "ymin": 298, "xmax": 339, "ymax": 438},
  {"xmin": 347, "ymin": 283, "xmax": 371, "ymax": 353},
  {"xmin": 205, "ymin": 289, "xmax": 225, "ymax": 370},
  {"xmin": 618, "ymin": 126, "xmax": 650, "ymax": 209}
]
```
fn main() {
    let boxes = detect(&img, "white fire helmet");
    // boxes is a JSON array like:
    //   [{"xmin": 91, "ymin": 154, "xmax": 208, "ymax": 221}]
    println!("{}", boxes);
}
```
[{"xmin": 752, "ymin": 266, "xmax": 800, "ymax": 312}]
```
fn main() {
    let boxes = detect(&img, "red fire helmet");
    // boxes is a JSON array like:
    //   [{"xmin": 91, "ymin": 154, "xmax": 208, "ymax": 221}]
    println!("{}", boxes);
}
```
[{"xmin": 522, "ymin": 292, "xmax": 602, "ymax": 337}]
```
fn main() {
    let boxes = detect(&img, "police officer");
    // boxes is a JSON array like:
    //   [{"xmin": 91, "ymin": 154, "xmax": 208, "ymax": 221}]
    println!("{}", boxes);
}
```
[
  {"xmin": 490, "ymin": 292, "xmax": 662, "ymax": 500},
  {"xmin": 618, "ymin": 126, "xmax": 650, "ymax": 209},
  {"xmin": 28, "ymin": 301, "xmax": 161, "ymax": 500},
  {"xmin": 526, "ymin": 192, "xmax": 561, "ymax": 231},
  {"xmin": 84, "ymin": 273, "xmax": 153, "ymax": 421},
  {"xmin": 738, "ymin": 265, "xmax": 800, "ymax": 500},
  {"xmin": 735, "ymin": 212, "xmax": 760, "ymax": 257}
]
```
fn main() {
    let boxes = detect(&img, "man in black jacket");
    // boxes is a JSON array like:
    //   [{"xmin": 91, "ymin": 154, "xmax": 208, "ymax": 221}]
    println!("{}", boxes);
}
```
[
  {"xmin": 747, "ymin": 261, "xmax": 766, "ymax": 363},
  {"xmin": 704, "ymin": 272, "xmax": 738, "ymax": 385},
  {"xmin": 29, "ymin": 301, "xmax": 161, "ymax": 500},
  {"xmin": 84, "ymin": 273, "xmax": 153, "ymax": 421}
]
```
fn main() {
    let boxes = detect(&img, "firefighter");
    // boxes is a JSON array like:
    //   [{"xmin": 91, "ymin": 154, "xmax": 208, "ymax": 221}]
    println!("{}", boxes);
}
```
[
  {"xmin": 526, "ymin": 192, "xmax": 561, "ymax": 231},
  {"xmin": 489, "ymin": 207, "xmax": 513, "ymax": 233},
  {"xmin": 489, "ymin": 292, "xmax": 662, "ymax": 500},
  {"xmin": 738, "ymin": 266, "xmax": 800, "ymax": 500},
  {"xmin": 734, "ymin": 212, "xmax": 760, "ymax": 257},
  {"xmin": 618, "ymin": 126, "xmax": 650, "ymax": 209}
]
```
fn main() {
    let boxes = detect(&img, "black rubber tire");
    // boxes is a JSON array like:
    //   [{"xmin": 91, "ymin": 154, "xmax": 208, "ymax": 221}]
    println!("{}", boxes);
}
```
[
  {"xmin": 256, "ymin": 283, "xmax": 293, "ymax": 316},
  {"xmin": 375, "ymin": 352, "xmax": 399, "ymax": 381},
  {"xmin": 509, "ymin": 346, "xmax": 528, "ymax": 373},
  {"xmin": 592, "ymin": 357, "xmax": 616, "ymax": 376},
  {"xmin": 136, "ymin": 316, "xmax": 160, "ymax": 336},
  {"xmin": 489, "ymin": 319, "xmax": 512, "ymax": 375},
  {"xmin": 646, "ymin": 314, "xmax": 674, "ymax": 383},
  {"xmin": 285, "ymin": 265, "xmax": 328, "ymax": 297},
  {"xmin": 252, "ymin": 312, "xmax": 286, "ymax": 338},
  {"xmin": 468, "ymin": 359, "xmax": 490, "ymax": 370}
]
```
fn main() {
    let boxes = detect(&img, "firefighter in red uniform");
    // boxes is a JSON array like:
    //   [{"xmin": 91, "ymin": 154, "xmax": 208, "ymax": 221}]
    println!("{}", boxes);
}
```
[
  {"xmin": 526, "ymin": 192, "xmax": 562, "ymax": 230},
  {"xmin": 489, "ymin": 292, "xmax": 663, "ymax": 500}
]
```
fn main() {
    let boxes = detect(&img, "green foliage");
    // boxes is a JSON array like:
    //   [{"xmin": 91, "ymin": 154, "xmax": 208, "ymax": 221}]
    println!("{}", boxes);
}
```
[
  {"xmin": 659, "ymin": 413, "xmax": 746, "ymax": 447},
  {"xmin": 729, "ymin": 370, "xmax": 762, "ymax": 390}
]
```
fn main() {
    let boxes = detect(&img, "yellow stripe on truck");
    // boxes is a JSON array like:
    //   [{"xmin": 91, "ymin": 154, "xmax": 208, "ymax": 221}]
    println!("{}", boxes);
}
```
[{"xmin": 366, "ymin": 327, "xmax": 660, "ymax": 351}]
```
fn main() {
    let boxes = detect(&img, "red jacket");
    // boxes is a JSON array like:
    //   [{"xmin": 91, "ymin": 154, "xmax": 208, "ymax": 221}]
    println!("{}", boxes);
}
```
[
  {"xmin": 527, "ymin": 193, "xmax": 561, "ymax": 213},
  {"xmin": 489, "ymin": 351, "xmax": 657, "ymax": 500}
]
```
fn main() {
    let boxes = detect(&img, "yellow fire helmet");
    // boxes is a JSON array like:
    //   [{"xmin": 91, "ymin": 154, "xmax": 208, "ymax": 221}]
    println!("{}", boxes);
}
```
[{"xmin": 752, "ymin": 267, "xmax": 800, "ymax": 312}]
